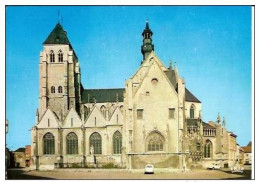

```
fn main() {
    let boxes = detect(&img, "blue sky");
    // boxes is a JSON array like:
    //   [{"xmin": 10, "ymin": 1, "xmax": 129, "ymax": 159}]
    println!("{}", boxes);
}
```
[{"xmin": 6, "ymin": 6, "xmax": 252, "ymax": 150}]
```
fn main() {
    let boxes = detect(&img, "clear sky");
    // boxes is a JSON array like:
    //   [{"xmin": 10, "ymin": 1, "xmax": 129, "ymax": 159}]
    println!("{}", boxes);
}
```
[{"xmin": 6, "ymin": 6, "xmax": 252, "ymax": 150}]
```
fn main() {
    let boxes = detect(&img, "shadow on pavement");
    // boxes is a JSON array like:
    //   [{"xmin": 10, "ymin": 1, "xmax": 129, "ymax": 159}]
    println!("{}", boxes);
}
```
[
  {"xmin": 6, "ymin": 169, "xmax": 54, "ymax": 180},
  {"xmin": 221, "ymin": 169, "xmax": 252, "ymax": 180}
]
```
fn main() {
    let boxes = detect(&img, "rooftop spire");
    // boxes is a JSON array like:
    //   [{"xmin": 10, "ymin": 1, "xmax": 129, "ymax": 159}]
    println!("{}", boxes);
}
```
[
  {"xmin": 43, "ymin": 23, "xmax": 70, "ymax": 45},
  {"xmin": 141, "ymin": 20, "xmax": 154, "ymax": 61},
  {"xmin": 217, "ymin": 112, "xmax": 221, "ymax": 124}
]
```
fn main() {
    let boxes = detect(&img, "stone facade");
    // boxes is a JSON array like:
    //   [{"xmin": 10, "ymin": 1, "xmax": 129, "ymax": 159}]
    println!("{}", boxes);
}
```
[{"xmin": 31, "ymin": 22, "xmax": 238, "ymax": 171}]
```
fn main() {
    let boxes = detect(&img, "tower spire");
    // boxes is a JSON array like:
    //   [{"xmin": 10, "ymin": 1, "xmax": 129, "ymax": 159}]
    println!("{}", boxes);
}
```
[
  {"xmin": 141, "ymin": 20, "xmax": 154, "ymax": 61},
  {"xmin": 217, "ymin": 112, "xmax": 221, "ymax": 124}
]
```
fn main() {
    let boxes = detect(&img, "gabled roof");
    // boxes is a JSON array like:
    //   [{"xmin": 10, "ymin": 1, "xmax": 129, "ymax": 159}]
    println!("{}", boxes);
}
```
[
  {"xmin": 15, "ymin": 148, "xmax": 25, "ymax": 153},
  {"xmin": 81, "ymin": 88, "xmax": 124, "ymax": 103},
  {"xmin": 202, "ymin": 121, "xmax": 216, "ymax": 129},
  {"xmin": 185, "ymin": 88, "xmax": 201, "ymax": 103},
  {"xmin": 43, "ymin": 23, "xmax": 71, "ymax": 45},
  {"xmin": 164, "ymin": 69, "xmax": 177, "ymax": 90}
]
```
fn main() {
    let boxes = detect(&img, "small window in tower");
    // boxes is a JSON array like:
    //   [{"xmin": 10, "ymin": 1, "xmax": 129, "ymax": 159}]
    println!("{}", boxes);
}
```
[
  {"xmin": 58, "ymin": 86, "xmax": 63, "ymax": 93},
  {"xmin": 146, "ymin": 91, "xmax": 150, "ymax": 96},
  {"xmin": 169, "ymin": 108, "xmax": 175, "ymax": 119},
  {"xmin": 58, "ymin": 50, "xmax": 63, "ymax": 62},
  {"xmin": 71, "ymin": 118, "xmax": 73, "ymax": 127},
  {"xmin": 137, "ymin": 109, "xmax": 143, "ymax": 119},
  {"xmin": 51, "ymin": 86, "xmax": 55, "ymax": 93},
  {"xmin": 50, "ymin": 50, "xmax": 55, "ymax": 63}
]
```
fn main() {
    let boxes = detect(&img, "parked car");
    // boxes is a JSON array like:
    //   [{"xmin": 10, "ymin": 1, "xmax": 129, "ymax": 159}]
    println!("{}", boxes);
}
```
[
  {"xmin": 231, "ymin": 165, "xmax": 244, "ymax": 173},
  {"xmin": 207, "ymin": 163, "xmax": 222, "ymax": 170},
  {"xmin": 144, "ymin": 164, "xmax": 154, "ymax": 174}
]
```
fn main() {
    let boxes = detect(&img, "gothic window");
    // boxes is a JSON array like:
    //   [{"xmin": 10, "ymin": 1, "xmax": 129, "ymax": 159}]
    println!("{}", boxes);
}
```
[
  {"xmin": 51, "ymin": 86, "xmax": 55, "ymax": 93},
  {"xmin": 113, "ymin": 131, "xmax": 122, "ymax": 154},
  {"xmin": 100, "ymin": 105, "xmax": 106, "ymax": 117},
  {"xmin": 58, "ymin": 50, "xmax": 63, "ymax": 62},
  {"xmin": 137, "ymin": 109, "xmax": 143, "ymax": 119},
  {"xmin": 58, "ymin": 86, "xmax": 63, "ymax": 93},
  {"xmin": 190, "ymin": 105, "xmax": 195, "ymax": 118},
  {"xmin": 147, "ymin": 132, "xmax": 164, "ymax": 152},
  {"xmin": 66, "ymin": 132, "xmax": 78, "ymax": 155},
  {"xmin": 90, "ymin": 132, "xmax": 102, "ymax": 154},
  {"xmin": 43, "ymin": 133, "xmax": 55, "ymax": 155},
  {"xmin": 169, "ymin": 108, "xmax": 175, "ymax": 119},
  {"xmin": 50, "ymin": 50, "xmax": 55, "ymax": 63},
  {"xmin": 204, "ymin": 140, "xmax": 213, "ymax": 158},
  {"xmin": 151, "ymin": 78, "xmax": 158, "ymax": 85}
]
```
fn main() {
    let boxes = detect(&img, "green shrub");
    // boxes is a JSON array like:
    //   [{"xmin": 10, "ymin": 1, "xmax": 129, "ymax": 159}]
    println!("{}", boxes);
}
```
[{"xmin": 101, "ymin": 162, "xmax": 118, "ymax": 168}]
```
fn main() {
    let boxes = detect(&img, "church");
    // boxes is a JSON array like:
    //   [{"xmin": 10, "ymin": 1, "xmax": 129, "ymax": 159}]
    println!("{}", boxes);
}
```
[{"xmin": 31, "ymin": 21, "xmax": 238, "ymax": 170}]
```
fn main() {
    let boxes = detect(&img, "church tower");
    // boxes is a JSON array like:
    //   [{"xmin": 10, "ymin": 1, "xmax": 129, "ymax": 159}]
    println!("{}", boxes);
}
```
[
  {"xmin": 141, "ymin": 20, "xmax": 154, "ymax": 61},
  {"xmin": 39, "ymin": 23, "xmax": 81, "ymax": 120}
]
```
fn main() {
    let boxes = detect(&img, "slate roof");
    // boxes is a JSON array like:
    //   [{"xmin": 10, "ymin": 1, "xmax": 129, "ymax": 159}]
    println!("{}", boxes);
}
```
[
  {"xmin": 185, "ymin": 88, "xmax": 201, "ymax": 103},
  {"xmin": 164, "ymin": 70, "xmax": 177, "ymax": 90},
  {"xmin": 81, "ymin": 88, "xmax": 125, "ymax": 103},
  {"xmin": 202, "ymin": 121, "xmax": 216, "ymax": 129},
  {"xmin": 15, "ymin": 148, "xmax": 25, "ymax": 153},
  {"xmin": 43, "ymin": 23, "xmax": 71, "ymax": 45}
]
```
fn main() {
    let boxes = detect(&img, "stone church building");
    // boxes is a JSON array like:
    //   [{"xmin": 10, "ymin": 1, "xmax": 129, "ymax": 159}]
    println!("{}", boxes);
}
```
[{"xmin": 31, "ymin": 22, "xmax": 238, "ymax": 170}]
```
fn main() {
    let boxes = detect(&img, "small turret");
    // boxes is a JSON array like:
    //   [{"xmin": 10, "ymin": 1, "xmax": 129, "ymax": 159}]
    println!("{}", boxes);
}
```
[
  {"xmin": 217, "ymin": 112, "xmax": 221, "ymax": 124},
  {"xmin": 222, "ymin": 117, "xmax": 226, "ymax": 127},
  {"xmin": 141, "ymin": 20, "xmax": 154, "ymax": 61}
]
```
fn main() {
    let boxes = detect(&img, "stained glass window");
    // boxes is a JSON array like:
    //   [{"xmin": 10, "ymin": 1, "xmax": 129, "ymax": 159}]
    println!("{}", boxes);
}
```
[
  {"xmin": 90, "ymin": 132, "xmax": 102, "ymax": 154},
  {"xmin": 43, "ymin": 133, "xmax": 55, "ymax": 155},
  {"xmin": 66, "ymin": 132, "xmax": 78, "ymax": 155},
  {"xmin": 113, "ymin": 131, "xmax": 122, "ymax": 154}
]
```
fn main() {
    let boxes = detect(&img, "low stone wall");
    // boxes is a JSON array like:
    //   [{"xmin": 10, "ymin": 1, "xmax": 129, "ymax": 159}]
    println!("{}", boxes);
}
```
[{"xmin": 130, "ymin": 153, "xmax": 179, "ymax": 169}]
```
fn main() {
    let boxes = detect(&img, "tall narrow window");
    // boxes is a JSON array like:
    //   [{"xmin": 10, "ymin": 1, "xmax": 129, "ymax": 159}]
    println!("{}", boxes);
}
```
[
  {"xmin": 190, "ymin": 105, "xmax": 195, "ymax": 118},
  {"xmin": 94, "ymin": 117, "xmax": 96, "ymax": 127},
  {"xmin": 66, "ymin": 132, "xmax": 78, "ymax": 155},
  {"xmin": 113, "ymin": 131, "xmax": 122, "ymax": 154},
  {"xmin": 196, "ymin": 142, "xmax": 201, "ymax": 151},
  {"xmin": 71, "ymin": 118, "xmax": 73, "ymax": 127},
  {"xmin": 43, "ymin": 133, "xmax": 55, "ymax": 155},
  {"xmin": 90, "ymin": 132, "xmax": 102, "ymax": 154},
  {"xmin": 116, "ymin": 114, "xmax": 119, "ymax": 124},
  {"xmin": 169, "ymin": 108, "xmax": 175, "ymax": 119},
  {"xmin": 137, "ymin": 109, "xmax": 143, "ymax": 119},
  {"xmin": 51, "ymin": 86, "xmax": 55, "ymax": 93},
  {"xmin": 50, "ymin": 50, "xmax": 55, "ymax": 63},
  {"xmin": 204, "ymin": 140, "xmax": 213, "ymax": 158},
  {"xmin": 58, "ymin": 50, "xmax": 63, "ymax": 62},
  {"xmin": 58, "ymin": 86, "xmax": 63, "ymax": 93},
  {"xmin": 48, "ymin": 119, "xmax": 50, "ymax": 127}
]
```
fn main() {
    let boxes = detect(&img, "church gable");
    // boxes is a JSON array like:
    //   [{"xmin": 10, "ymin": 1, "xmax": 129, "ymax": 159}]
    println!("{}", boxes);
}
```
[
  {"xmin": 109, "ymin": 107, "xmax": 123, "ymax": 125},
  {"xmin": 37, "ymin": 109, "xmax": 60, "ymax": 128},
  {"xmin": 135, "ymin": 58, "xmax": 178, "ymax": 99},
  {"xmin": 62, "ymin": 107, "xmax": 82, "ymax": 128},
  {"xmin": 85, "ymin": 106, "xmax": 106, "ymax": 127}
]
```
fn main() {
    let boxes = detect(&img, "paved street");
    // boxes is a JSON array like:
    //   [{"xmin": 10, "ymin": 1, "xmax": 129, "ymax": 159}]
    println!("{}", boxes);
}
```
[{"xmin": 7, "ymin": 167, "xmax": 252, "ymax": 180}]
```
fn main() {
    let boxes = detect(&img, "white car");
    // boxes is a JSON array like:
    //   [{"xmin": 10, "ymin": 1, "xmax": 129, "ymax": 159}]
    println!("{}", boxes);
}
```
[
  {"xmin": 231, "ymin": 166, "xmax": 244, "ymax": 173},
  {"xmin": 207, "ymin": 163, "xmax": 222, "ymax": 170},
  {"xmin": 144, "ymin": 164, "xmax": 154, "ymax": 174}
]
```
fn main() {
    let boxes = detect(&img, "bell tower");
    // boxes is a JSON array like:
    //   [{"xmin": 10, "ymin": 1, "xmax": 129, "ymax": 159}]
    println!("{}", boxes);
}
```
[
  {"xmin": 39, "ymin": 23, "xmax": 81, "ymax": 120},
  {"xmin": 141, "ymin": 20, "xmax": 154, "ymax": 61}
]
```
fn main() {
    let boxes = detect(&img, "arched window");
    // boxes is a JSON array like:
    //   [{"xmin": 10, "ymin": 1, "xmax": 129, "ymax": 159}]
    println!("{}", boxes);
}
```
[
  {"xmin": 66, "ymin": 132, "xmax": 78, "ymax": 155},
  {"xmin": 100, "ymin": 105, "xmax": 106, "ymax": 117},
  {"xmin": 190, "ymin": 105, "xmax": 195, "ymax": 118},
  {"xmin": 147, "ymin": 132, "xmax": 164, "ymax": 152},
  {"xmin": 204, "ymin": 140, "xmax": 213, "ymax": 158},
  {"xmin": 113, "ymin": 131, "xmax": 122, "ymax": 154},
  {"xmin": 51, "ymin": 86, "xmax": 55, "ymax": 93},
  {"xmin": 43, "ymin": 133, "xmax": 55, "ymax": 155},
  {"xmin": 58, "ymin": 86, "xmax": 63, "ymax": 93},
  {"xmin": 90, "ymin": 132, "xmax": 102, "ymax": 154},
  {"xmin": 58, "ymin": 50, "xmax": 63, "ymax": 62},
  {"xmin": 50, "ymin": 50, "xmax": 55, "ymax": 63}
]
